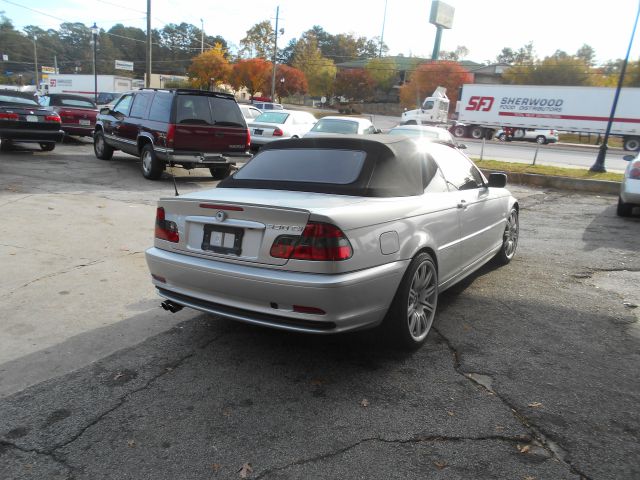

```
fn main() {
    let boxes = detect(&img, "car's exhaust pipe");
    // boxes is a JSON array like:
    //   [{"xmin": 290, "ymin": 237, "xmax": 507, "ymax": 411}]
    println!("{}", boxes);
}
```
[{"xmin": 161, "ymin": 300, "xmax": 183, "ymax": 313}]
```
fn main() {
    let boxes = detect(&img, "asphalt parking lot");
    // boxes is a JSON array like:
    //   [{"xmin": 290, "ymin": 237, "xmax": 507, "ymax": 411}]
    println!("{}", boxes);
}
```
[{"xmin": 1, "ymin": 140, "xmax": 639, "ymax": 479}]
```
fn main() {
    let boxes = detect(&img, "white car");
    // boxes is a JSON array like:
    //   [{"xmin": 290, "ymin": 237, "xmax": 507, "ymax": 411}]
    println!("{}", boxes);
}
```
[
  {"xmin": 617, "ymin": 153, "xmax": 640, "ymax": 217},
  {"xmin": 249, "ymin": 110, "xmax": 317, "ymax": 149},
  {"xmin": 496, "ymin": 128, "xmax": 559, "ymax": 144},
  {"xmin": 145, "ymin": 136, "xmax": 519, "ymax": 350},
  {"xmin": 304, "ymin": 116, "xmax": 379, "ymax": 137},
  {"xmin": 239, "ymin": 105, "xmax": 262, "ymax": 124},
  {"xmin": 388, "ymin": 124, "xmax": 457, "ymax": 144}
]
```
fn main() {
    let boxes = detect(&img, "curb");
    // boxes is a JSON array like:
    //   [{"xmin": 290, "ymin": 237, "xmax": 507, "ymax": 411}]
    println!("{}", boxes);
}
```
[{"xmin": 480, "ymin": 169, "xmax": 620, "ymax": 195}]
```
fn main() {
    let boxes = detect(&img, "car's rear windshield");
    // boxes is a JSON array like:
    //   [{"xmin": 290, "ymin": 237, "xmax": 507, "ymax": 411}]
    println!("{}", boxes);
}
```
[
  {"xmin": 233, "ymin": 149, "xmax": 366, "ymax": 184},
  {"xmin": 255, "ymin": 112, "xmax": 289, "ymax": 124},
  {"xmin": 58, "ymin": 98, "xmax": 96, "ymax": 108},
  {"xmin": 311, "ymin": 119, "xmax": 358, "ymax": 134},
  {"xmin": 0, "ymin": 94, "xmax": 38, "ymax": 106},
  {"xmin": 175, "ymin": 94, "xmax": 245, "ymax": 126}
]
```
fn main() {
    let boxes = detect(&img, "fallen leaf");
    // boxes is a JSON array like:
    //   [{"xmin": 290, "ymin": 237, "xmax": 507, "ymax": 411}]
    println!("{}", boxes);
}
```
[
  {"xmin": 434, "ymin": 460, "xmax": 447, "ymax": 470},
  {"xmin": 528, "ymin": 402, "xmax": 543, "ymax": 408},
  {"xmin": 310, "ymin": 378, "xmax": 326, "ymax": 386},
  {"xmin": 447, "ymin": 411, "xmax": 455, "ymax": 416},
  {"xmin": 238, "ymin": 463, "xmax": 253, "ymax": 478},
  {"xmin": 113, "ymin": 372, "xmax": 124, "ymax": 380},
  {"xmin": 517, "ymin": 444, "xmax": 531, "ymax": 454},
  {"xmin": 360, "ymin": 399, "xmax": 369, "ymax": 408},
  {"xmin": 223, "ymin": 407, "xmax": 233, "ymax": 417},
  {"xmin": 462, "ymin": 324, "xmax": 472, "ymax": 332},
  {"xmin": 211, "ymin": 463, "xmax": 221, "ymax": 472},
  {"xmin": 127, "ymin": 439, "xmax": 136, "ymax": 448},
  {"xmin": 524, "ymin": 476, "xmax": 536, "ymax": 480},
  {"xmin": 495, "ymin": 425, "xmax": 505, "ymax": 431}
]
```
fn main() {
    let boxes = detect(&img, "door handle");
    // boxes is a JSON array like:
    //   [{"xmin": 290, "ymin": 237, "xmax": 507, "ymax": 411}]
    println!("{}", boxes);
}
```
[{"xmin": 457, "ymin": 200, "xmax": 467, "ymax": 209}]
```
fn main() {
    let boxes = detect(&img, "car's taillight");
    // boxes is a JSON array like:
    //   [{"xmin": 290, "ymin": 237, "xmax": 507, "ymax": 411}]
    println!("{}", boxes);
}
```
[
  {"xmin": 0, "ymin": 112, "xmax": 19, "ymax": 121},
  {"xmin": 155, "ymin": 207, "xmax": 179, "ymax": 243},
  {"xmin": 45, "ymin": 113, "xmax": 61, "ymax": 123},
  {"xmin": 246, "ymin": 128, "xmax": 251, "ymax": 148},
  {"xmin": 273, "ymin": 127, "xmax": 284, "ymax": 137},
  {"xmin": 630, "ymin": 161, "xmax": 640, "ymax": 179},
  {"xmin": 166, "ymin": 124, "xmax": 176, "ymax": 148},
  {"xmin": 270, "ymin": 222, "xmax": 352, "ymax": 261}
]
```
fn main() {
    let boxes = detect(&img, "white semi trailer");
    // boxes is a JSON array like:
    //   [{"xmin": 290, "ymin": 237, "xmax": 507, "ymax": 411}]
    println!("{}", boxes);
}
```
[
  {"xmin": 41, "ymin": 75, "xmax": 134, "ymax": 98},
  {"xmin": 452, "ymin": 84, "xmax": 640, "ymax": 151}
]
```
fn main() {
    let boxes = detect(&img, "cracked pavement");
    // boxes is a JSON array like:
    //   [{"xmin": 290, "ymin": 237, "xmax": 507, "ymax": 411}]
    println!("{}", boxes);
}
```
[{"xmin": 1, "ymin": 142, "xmax": 639, "ymax": 479}]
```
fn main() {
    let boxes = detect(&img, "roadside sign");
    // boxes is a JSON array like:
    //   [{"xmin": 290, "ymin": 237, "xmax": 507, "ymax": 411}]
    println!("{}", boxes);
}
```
[
  {"xmin": 2, "ymin": 54, "xmax": 8, "ymax": 61},
  {"xmin": 41, "ymin": 66, "xmax": 56, "ymax": 74},
  {"xmin": 115, "ymin": 60, "xmax": 134, "ymax": 71}
]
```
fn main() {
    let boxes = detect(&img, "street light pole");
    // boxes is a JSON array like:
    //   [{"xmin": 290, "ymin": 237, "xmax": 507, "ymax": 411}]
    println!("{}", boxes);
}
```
[
  {"xmin": 590, "ymin": 2, "xmax": 640, "ymax": 172},
  {"xmin": 91, "ymin": 23, "xmax": 98, "ymax": 104},
  {"xmin": 33, "ymin": 35, "xmax": 38, "ymax": 91},
  {"xmin": 200, "ymin": 18, "xmax": 204, "ymax": 54},
  {"xmin": 270, "ymin": 5, "xmax": 279, "ymax": 102}
]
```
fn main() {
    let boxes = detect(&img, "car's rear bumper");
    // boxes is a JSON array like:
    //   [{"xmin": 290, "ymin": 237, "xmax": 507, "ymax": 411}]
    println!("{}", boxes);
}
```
[
  {"xmin": 61, "ymin": 124, "xmax": 94, "ymax": 136},
  {"xmin": 250, "ymin": 135, "xmax": 293, "ymax": 146},
  {"xmin": 0, "ymin": 128, "xmax": 64, "ymax": 143},
  {"xmin": 145, "ymin": 247, "xmax": 408, "ymax": 334},
  {"xmin": 621, "ymin": 178, "xmax": 640, "ymax": 204},
  {"xmin": 157, "ymin": 149, "xmax": 252, "ymax": 165}
]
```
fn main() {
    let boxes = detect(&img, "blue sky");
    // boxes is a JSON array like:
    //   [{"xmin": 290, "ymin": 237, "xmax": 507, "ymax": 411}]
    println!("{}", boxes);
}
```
[{"xmin": 2, "ymin": 0, "xmax": 639, "ymax": 64}]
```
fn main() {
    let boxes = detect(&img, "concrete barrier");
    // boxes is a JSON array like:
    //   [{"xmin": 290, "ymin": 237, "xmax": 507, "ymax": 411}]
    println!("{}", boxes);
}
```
[{"xmin": 481, "ymin": 169, "xmax": 621, "ymax": 195}]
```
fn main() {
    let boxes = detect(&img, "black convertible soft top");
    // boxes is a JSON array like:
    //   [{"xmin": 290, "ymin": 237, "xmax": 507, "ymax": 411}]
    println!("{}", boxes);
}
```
[{"xmin": 218, "ymin": 135, "xmax": 441, "ymax": 197}]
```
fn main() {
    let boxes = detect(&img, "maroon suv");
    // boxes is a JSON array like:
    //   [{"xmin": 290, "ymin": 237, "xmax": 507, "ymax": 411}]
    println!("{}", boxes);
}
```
[{"xmin": 93, "ymin": 89, "xmax": 251, "ymax": 180}]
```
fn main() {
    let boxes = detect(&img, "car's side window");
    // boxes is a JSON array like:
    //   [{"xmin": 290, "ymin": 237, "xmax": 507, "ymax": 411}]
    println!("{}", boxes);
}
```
[
  {"xmin": 113, "ymin": 94, "xmax": 133, "ymax": 116},
  {"xmin": 148, "ymin": 92, "xmax": 173, "ymax": 122},
  {"xmin": 430, "ymin": 143, "xmax": 485, "ymax": 191},
  {"xmin": 130, "ymin": 93, "xmax": 153, "ymax": 119}
]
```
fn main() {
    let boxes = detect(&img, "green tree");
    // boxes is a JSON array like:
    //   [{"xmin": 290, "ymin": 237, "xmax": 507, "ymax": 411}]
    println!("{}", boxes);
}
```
[
  {"xmin": 503, "ymin": 53, "xmax": 592, "ymax": 86},
  {"xmin": 239, "ymin": 20, "xmax": 274, "ymax": 59},
  {"xmin": 439, "ymin": 45, "xmax": 469, "ymax": 61},
  {"xmin": 365, "ymin": 57, "xmax": 398, "ymax": 91},
  {"xmin": 576, "ymin": 44, "xmax": 597, "ymax": 66},
  {"xmin": 291, "ymin": 35, "xmax": 336, "ymax": 97}
]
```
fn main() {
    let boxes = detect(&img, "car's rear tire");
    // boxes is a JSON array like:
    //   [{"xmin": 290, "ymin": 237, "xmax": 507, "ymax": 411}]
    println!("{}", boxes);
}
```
[
  {"xmin": 209, "ymin": 165, "xmax": 231, "ymax": 180},
  {"xmin": 617, "ymin": 196, "xmax": 633, "ymax": 217},
  {"xmin": 494, "ymin": 207, "xmax": 519, "ymax": 265},
  {"xmin": 535, "ymin": 136, "xmax": 547, "ymax": 144},
  {"xmin": 93, "ymin": 131, "xmax": 114, "ymax": 160},
  {"xmin": 0, "ymin": 139, "xmax": 13, "ymax": 152},
  {"xmin": 383, "ymin": 252, "xmax": 438, "ymax": 350},
  {"xmin": 140, "ymin": 144, "xmax": 164, "ymax": 180},
  {"xmin": 453, "ymin": 125, "xmax": 467, "ymax": 138},
  {"xmin": 40, "ymin": 142, "xmax": 55, "ymax": 151}
]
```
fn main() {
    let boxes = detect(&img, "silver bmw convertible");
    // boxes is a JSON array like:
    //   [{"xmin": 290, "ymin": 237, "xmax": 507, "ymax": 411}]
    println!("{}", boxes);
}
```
[{"xmin": 145, "ymin": 136, "xmax": 519, "ymax": 349}]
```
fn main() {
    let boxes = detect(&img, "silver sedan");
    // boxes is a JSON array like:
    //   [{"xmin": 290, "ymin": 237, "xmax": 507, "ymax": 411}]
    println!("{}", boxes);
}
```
[
  {"xmin": 249, "ymin": 110, "xmax": 317, "ymax": 149},
  {"xmin": 145, "ymin": 136, "xmax": 519, "ymax": 349},
  {"xmin": 618, "ymin": 153, "xmax": 640, "ymax": 216}
]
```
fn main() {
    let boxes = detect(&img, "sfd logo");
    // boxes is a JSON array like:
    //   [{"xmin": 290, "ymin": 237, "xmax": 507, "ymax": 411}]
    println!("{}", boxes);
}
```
[
  {"xmin": 466, "ymin": 96, "xmax": 494, "ymax": 111},
  {"xmin": 50, "ymin": 79, "xmax": 56, "ymax": 87}
]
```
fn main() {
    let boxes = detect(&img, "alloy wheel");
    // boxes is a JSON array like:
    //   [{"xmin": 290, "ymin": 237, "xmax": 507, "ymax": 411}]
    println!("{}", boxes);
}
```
[
  {"xmin": 503, "ymin": 210, "xmax": 519, "ymax": 259},
  {"xmin": 406, "ymin": 260, "xmax": 438, "ymax": 341}
]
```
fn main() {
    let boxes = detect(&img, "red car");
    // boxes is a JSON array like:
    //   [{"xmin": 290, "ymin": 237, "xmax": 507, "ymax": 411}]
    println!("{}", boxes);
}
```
[{"xmin": 39, "ymin": 94, "xmax": 98, "ymax": 137}]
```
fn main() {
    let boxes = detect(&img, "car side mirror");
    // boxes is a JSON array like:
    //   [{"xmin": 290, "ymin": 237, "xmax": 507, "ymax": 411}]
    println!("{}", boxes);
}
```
[
  {"xmin": 623, "ymin": 154, "xmax": 636, "ymax": 161},
  {"xmin": 456, "ymin": 143, "xmax": 467, "ymax": 149},
  {"xmin": 99, "ymin": 107, "xmax": 111, "ymax": 115},
  {"xmin": 487, "ymin": 172, "xmax": 507, "ymax": 188}
]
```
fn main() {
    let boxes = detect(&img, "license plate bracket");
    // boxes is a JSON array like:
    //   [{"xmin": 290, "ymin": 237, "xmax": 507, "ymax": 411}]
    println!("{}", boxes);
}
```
[
  {"xmin": 253, "ymin": 128, "xmax": 263, "ymax": 135},
  {"xmin": 79, "ymin": 119, "xmax": 90, "ymax": 126},
  {"xmin": 202, "ymin": 224, "xmax": 243, "ymax": 255}
]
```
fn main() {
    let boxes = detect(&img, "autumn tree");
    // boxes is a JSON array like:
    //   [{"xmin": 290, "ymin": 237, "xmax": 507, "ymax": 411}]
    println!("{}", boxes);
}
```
[
  {"xmin": 503, "ymin": 52, "xmax": 592, "ymax": 86},
  {"xmin": 334, "ymin": 69, "xmax": 375, "ymax": 101},
  {"xmin": 365, "ymin": 57, "xmax": 398, "ymax": 91},
  {"xmin": 495, "ymin": 42, "xmax": 536, "ymax": 65},
  {"xmin": 292, "ymin": 35, "xmax": 336, "ymax": 97},
  {"xmin": 439, "ymin": 45, "xmax": 469, "ymax": 61},
  {"xmin": 239, "ymin": 20, "xmax": 274, "ymax": 59},
  {"xmin": 274, "ymin": 64, "xmax": 308, "ymax": 101},
  {"xmin": 188, "ymin": 43, "xmax": 231, "ymax": 90},
  {"xmin": 399, "ymin": 61, "xmax": 472, "ymax": 109},
  {"xmin": 229, "ymin": 58, "xmax": 272, "ymax": 97}
]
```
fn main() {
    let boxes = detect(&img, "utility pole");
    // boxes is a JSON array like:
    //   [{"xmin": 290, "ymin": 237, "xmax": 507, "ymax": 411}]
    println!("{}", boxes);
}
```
[
  {"xmin": 270, "ymin": 5, "xmax": 279, "ymax": 102},
  {"xmin": 33, "ymin": 35, "xmax": 38, "ymax": 90},
  {"xmin": 379, "ymin": 0, "xmax": 388, "ymax": 57},
  {"xmin": 54, "ymin": 55, "xmax": 58, "ymax": 74},
  {"xmin": 200, "ymin": 18, "xmax": 204, "ymax": 54},
  {"xmin": 146, "ymin": 0, "xmax": 151, "ymax": 87},
  {"xmin": 91, "ymin": 23, "xmax": 98, "ymax": 103}
]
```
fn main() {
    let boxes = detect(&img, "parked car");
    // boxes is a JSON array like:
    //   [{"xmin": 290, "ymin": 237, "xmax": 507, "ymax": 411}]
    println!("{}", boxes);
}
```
[
  {"xmin": 617, "ymin": 153, "xmax": 640, "ymax": 217},
  {"xmin": 239, "ymin": 104, "xmax": 263, "ymax": 124},
  {"xmin": 39, "ymin": 94, "xmax": 98, "ymax": 137},
  {"xmin": 249, "ymin": 110, "xmax": 317, "ymax": 149},
  {"xmin": 145, "ymin": 136, "xmax": 519, "ymax": 350},
  {"xmin": 303, "ymin": 116, "xmax": 380, "ymax": 137},
  {"xmin": 96, "ymin": 91, "xmax": 123, "ymax": 106},
  {"xmin": 93, "ymin": 88, "xmax": 251, "ymax": 180},
  {"xmin": 388, "ymin": 124, "xmax": 460, "ymax": 145},
  {"xmin": 0, "ymin": 89, "xmax": 63, "ymax": 152},
  {"xmin": 496, "ymin": 128, "xmax": 559, "ymax": 144},
  {"xmin": 252, "ymin": 102, "xmax": 284, "ymax": 111}
]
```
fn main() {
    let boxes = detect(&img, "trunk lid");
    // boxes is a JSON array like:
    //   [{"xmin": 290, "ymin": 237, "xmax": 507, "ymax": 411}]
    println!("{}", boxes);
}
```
[
  {"xmin": 172, "ymin": 124, "xmax": 248, "ymax": 153},
  {"xmin": 55, "ymin": 106, "xmax": 97, "ymax": 126},
  {"xmin": 0, "ymin": 106, "xmax": 60, "ymax": 131}
]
